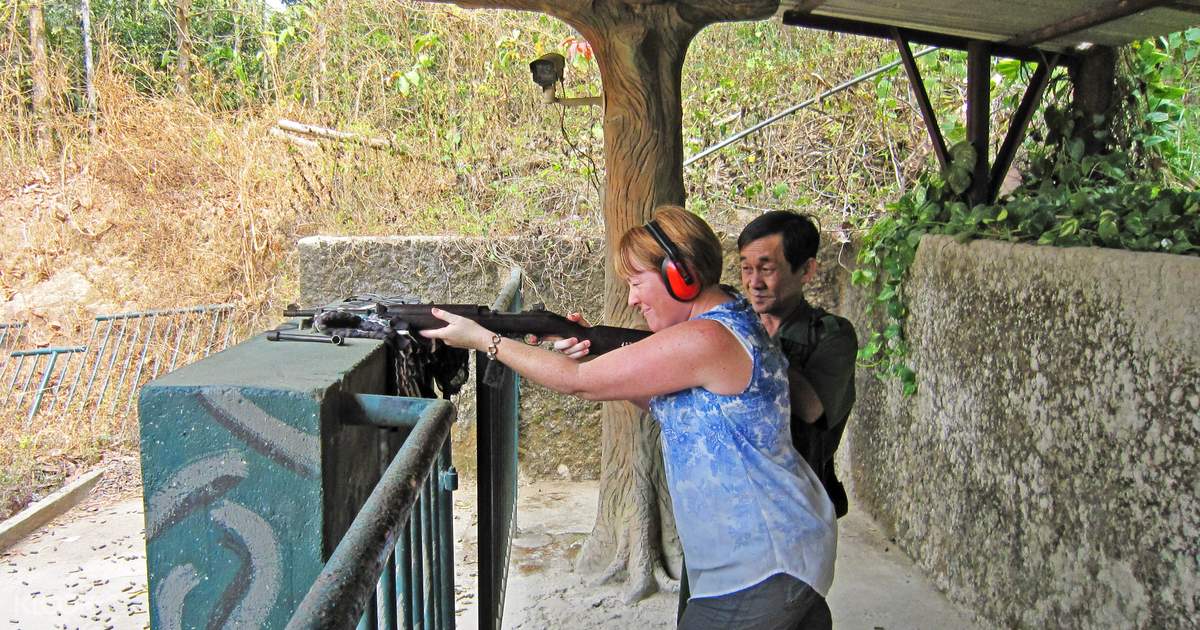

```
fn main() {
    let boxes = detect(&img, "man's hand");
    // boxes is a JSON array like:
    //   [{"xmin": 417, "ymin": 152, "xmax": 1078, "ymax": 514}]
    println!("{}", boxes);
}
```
[{"xmin": 528, "ymin": 312, "xmax": 593, "ymax": 360}]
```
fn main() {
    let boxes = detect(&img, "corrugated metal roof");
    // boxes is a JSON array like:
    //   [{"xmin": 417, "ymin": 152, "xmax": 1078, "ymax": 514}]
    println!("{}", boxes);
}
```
[{"xmin": 779, "ymin": 1, "xmax": 1200, "ymax": 53}]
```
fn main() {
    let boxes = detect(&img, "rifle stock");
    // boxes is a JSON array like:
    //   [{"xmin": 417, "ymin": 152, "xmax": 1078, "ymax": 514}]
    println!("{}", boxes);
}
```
[{"xmin": 284, "ymin": 303, "xmax": 650, "ymax": 356}]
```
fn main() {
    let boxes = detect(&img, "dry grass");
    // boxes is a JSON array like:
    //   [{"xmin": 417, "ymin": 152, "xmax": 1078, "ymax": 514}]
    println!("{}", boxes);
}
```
[{"xmin": 0, "ymin": 4, "xmax": 938, "ymax": 519}]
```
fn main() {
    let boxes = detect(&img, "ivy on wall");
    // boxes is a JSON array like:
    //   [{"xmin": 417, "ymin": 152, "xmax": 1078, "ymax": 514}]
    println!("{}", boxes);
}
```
[{"xmin": 853, "ymin": 40, "xmax": 1200, "ymax": 395}]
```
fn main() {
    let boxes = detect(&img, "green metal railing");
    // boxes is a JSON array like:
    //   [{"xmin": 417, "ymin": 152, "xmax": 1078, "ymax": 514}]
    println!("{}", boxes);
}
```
[
  {"xmin": 286, "ymin": 395, "xmax": 457, "ymax": 630},
  {"xmin": 476, "ymin": 269, "xmax": 522, "ymax": 630},
  {"xmin": 288, "ymin": 268, "xmax": 525, "ymax": 630},
  {"xmin": 3, "ymin": 305, "xmax": 235, "ymax": 426}
]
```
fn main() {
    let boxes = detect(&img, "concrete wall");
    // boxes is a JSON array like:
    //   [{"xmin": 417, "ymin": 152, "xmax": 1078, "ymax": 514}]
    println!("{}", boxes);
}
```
[
  {"xmin": 840, "ymin": 235, "xmax": 1200, "ymax": 628},
  {"xmin": 296, "ymin": 234, "xmax": 848, "ymax": 480},
  {"xmin": 297, "ymin": 235, "xmax": 608, "ymax": 480}
]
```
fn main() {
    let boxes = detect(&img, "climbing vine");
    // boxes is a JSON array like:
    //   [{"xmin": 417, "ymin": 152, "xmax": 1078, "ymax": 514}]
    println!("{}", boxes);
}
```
[{"xmin": 853, "ymin": 35, "xmax": 1200, "ymax": 395}]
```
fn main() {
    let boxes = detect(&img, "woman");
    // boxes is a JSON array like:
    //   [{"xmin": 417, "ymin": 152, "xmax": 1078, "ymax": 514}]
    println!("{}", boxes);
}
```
[{"xmin": 422, "ymin": 206, "xmax": 837, "ymax": 629}]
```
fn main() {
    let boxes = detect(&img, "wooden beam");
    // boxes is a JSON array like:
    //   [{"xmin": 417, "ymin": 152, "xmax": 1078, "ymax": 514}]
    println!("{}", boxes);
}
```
[
  {"xmin": 966, "ymin": 41, "xmax": 991, "ymax": 205},
  {"xmin": 1164, "ymin": 1, "xmax": 1200, "ymax": 14},
  {"xmin": 989, "ymin": 56, "xmax": 1057, "ymax": 203},
  {"xmin": 892, "ymin": 28, "xmax": 950, "ymax": 171},
  {"xmin": 781, "ymin": 11, "xmax": 1076, "ymax": 66},
  {"xmin": 790, "ymin": 0, "xmax": 827, "ymax": 13},
  {"xmin": 1006, "ymin": 0, "xmax": 1170, "ymax": 48}
]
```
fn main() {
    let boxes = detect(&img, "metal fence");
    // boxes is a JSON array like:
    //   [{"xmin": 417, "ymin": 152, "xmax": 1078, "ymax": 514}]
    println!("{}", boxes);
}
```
[
  {"xmin": 2, "ymin": 305, "xmax": 236, "ymax": 428},
  {"xmin": 285, "ymin": 395, "xmax": 459, "ymax": 630},
  {"xmin": 475, "ymin": 269, "xmax": 522, "ymax": 630},
  {"xmin": 288, "ymin": 268, "xmax": 525, "ymax": 630}
]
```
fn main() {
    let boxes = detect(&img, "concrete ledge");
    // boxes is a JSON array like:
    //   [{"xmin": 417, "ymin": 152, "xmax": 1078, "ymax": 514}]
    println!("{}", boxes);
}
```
[{"xmin": 0, "ymin": 468, "xmax": 104, "ymax": 551}]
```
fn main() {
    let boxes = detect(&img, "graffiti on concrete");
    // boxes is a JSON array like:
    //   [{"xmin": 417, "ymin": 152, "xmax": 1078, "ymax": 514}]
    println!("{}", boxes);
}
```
[
  {"xmin": 209, "ymin": 500, "xmax": 282, "ymax": 629},
  {"xmin": 155, "ymin": 564, "xmax": 201, "ymax": 630},
  {"xmin": 145, "ymin": 450, "xmax": 247, "ymax": 541},
  {"xmin": 144, "ymin": 386, "xmax": 322, "ymax": 628},
  {"xmin": 196, "ymin": 388, "xmax": 320, "ymax": 478}
]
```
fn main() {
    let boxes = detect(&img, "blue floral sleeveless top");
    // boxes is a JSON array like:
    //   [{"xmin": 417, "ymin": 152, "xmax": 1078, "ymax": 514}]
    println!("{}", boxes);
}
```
[{"xmin": 650, "ymin": 293, "xmax": 838, "ymax": 599}]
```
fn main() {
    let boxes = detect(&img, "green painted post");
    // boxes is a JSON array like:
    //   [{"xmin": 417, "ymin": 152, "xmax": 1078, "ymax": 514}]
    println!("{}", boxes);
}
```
[{"xmin": 139, "ymin": 333, "xmax": 392, "ymax": 629}]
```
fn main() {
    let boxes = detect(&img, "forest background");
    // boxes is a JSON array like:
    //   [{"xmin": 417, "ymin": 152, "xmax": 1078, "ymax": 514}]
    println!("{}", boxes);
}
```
[{"xmin": 0, "ymin": 0, "xmax": 1196, "ymax": 520}]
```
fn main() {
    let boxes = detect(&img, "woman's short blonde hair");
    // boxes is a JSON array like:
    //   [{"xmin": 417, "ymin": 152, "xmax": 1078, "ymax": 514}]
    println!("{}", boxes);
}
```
[{"xmin": 615, "ymin": 205, "xmax": 723, "ymax": 288}]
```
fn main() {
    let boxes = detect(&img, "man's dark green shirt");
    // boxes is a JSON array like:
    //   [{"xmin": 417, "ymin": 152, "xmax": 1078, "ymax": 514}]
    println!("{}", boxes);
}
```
[{"xmin": 773, "ymin": 299, "xmax": 857, "ymax": 517}]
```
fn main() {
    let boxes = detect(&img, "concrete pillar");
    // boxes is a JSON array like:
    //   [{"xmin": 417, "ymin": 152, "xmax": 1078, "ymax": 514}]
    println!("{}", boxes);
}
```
[{"xmin": 138, "ymin": 334, "xmax": 394, "ymax": 628}]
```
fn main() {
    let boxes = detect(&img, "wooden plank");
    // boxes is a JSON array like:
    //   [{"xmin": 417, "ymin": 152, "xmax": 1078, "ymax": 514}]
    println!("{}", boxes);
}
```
[
  {"xmin": 790, "ymin": 0, "xmax": 828, "ymax": 13},
  {"xmin": 780, "ymin": 0, "xmax": 1200, "ymax": 49},
  {"xmin": 1006, "ymin": 0, "xmax": 1170, "ymax": 47},
  {"xmin": 782, "ymin": 12, "xmax": 1062, "ymax": 63},
  {"xmin": 0, "ymin": 469, "xmax": 104, "ymax": 551}
]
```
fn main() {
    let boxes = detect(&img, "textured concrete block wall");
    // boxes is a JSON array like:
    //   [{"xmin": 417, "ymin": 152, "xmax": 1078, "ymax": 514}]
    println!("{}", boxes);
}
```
[
  {"xmin": 295, "ymin": 235, "xmax": 848, "ymax": 479},
  {"xmin": 841, "ymin": 235, "xmax": 1199, "ymax": 628},
  {"xmin": 297, "ymin": 235, "xmax": 609, "ymax": 480}
]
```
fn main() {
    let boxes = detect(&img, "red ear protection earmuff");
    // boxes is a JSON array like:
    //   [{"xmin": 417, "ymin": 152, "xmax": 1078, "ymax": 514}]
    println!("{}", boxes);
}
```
[{"xmin": 645, "ymin": 220, "xmax": 701, "ymax": 302}]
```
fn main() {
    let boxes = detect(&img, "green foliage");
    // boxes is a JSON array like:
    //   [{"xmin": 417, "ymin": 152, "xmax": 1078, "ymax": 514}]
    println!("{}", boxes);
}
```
[
  {"xmin": 1125, "ymin": 28, "xmax": 1200, "ymax": 187},
  {"xmin": 853, "ymin": 63, "xmax": 1200, "ymax": 395}
]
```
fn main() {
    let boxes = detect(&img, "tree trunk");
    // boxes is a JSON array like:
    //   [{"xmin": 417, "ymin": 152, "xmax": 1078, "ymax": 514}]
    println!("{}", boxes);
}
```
[
  {"xmin": 174, "ymin": 0, "xmax": 191, "ymax": 96},
  {"xmin": 434, "ymin": 0, "xmax": 780, "ymax": 604},
  {"xmin": 565, "ymin": 11, "xmax": 695, "ymax": 603},
  {"xmin": 28, "ymin": 0, "xmax": 50, "ymax": 151},
  {"xmin": 80, "ymin": 0, "xmax": 97, "ymax": 136}
]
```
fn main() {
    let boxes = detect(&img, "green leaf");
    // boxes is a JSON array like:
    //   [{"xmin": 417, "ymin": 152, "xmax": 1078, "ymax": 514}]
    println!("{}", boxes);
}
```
[
  {"xmin": 1067, "ymin": 138, "xmax": 1085, "ymax": 162},
  {"xmin": 851, "ymin": 268, "xmax": 876, "ymax": 285},
  {"xmin": 906, "ymin": 229, "xmax": 926, "ymax": 248},
  {"xmin": 949, "ymin": 141, "xmax": 977, "ymax": 168},
  {"xmin": 1098, "ymin": 218, "xmax": 1119, "ymax": 241},
  {"xmin": 946, "ymin": 165, "xmax": 972, "ymax": 195},
  {"xmin": 859, "ymin": 335, "xmax": 882, "ymax": 359}
]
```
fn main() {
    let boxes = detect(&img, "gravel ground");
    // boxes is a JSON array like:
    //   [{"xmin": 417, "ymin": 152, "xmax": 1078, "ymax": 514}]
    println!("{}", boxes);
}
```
[
  {"xmin": 2, "ymin": 498, "xmax": 149, "ymax": 630},
  {"xmin": 2, "ymin": 473, "xmax": 983, "ymax": 630}
]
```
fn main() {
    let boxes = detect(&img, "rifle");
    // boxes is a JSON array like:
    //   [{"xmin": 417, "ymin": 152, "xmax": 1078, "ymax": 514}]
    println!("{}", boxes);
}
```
[{"xmin": 283, "ymin": 300, "xmax": 650, "ymax": 356}]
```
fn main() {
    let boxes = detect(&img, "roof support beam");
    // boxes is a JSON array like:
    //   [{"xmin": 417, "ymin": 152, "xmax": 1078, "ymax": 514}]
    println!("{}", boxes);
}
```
[
  {"xmin": 989, "ymin": 56, "xmax": 1058, "ymax": 203},
  {"xmin": 1071, "ymin": 46, "xmax": 1118, "ymax": 155},
  {"xmin": 1006, "ymin": 0, "xmax": 1171, "ymax": 48},
  {"xmin": 966, "ymin": 41, "xmax": 991, "ymax": 205},
  {"xmin": 789, "ymin": 0, "xmax": 827, "ymax": 13},
  {"xmin": 1165, "ymin": 1, "xmax": 1200, "ymax": 14},
  {"xmin": 892, "ymin": 28, "xmax": 950, "ymax": 171},
  {"xmin": 781, "ymin": 12, "xmax": 1073, "ymax": 65}
]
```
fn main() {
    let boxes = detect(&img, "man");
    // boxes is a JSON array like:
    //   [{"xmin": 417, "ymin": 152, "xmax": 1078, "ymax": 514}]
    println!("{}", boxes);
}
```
[{"xmin": 737, "ymin": 211, "xmax": 857, "ymax": 518}]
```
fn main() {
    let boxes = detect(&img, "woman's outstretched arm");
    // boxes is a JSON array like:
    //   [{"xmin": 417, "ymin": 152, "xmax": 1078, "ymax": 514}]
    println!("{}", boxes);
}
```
[{"xmin": 420, "ymin": 307, "xmax": 749, "ymax": 402}]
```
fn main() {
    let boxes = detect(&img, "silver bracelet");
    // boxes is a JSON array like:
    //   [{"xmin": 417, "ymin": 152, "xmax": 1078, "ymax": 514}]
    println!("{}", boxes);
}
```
[{"xmin": 486, "ymin": 333, "xmax": 502, "ymax": 361}]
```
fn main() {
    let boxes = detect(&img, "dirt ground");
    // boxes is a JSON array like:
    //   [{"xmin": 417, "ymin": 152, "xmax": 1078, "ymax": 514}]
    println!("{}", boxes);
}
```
[
  {"xmin": 2, "ymin": 474, "xmax": 983, "ymax": 629},
  {"xmin": 472, "ymin": 480, "xmax": 985, "ymax": 630}
]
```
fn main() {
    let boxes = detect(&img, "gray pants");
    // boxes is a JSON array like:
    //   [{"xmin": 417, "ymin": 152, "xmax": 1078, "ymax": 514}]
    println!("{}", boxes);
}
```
[{"xmin": 678, "ymin": 573, "xmax": 832, "ymax": 630}]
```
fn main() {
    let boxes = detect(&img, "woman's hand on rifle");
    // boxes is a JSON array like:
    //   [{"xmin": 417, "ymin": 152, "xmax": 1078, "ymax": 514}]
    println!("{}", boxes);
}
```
[
  {"xmin": 528, "ymin": 312, "xmax": 592, "ymax": 360},
  {"xmin": 420, "ymin": 307, "xmax": 494, "ymax": 351}
]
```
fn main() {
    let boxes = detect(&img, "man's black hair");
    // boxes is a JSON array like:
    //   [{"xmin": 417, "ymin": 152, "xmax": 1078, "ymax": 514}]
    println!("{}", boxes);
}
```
[{"xmin": 737, "ymin": 211, "xmax": 820, "ymax": 272}]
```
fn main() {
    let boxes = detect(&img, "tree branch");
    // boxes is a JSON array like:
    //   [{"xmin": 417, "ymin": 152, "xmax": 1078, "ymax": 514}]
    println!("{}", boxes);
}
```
[
  {"xmin": 676, "ymin": 0, "xmax": 780, "ymax": 24},
  {"xmin": 422, "ymin": 0, "xmax": 591, "ymax": 20}
]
